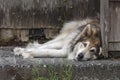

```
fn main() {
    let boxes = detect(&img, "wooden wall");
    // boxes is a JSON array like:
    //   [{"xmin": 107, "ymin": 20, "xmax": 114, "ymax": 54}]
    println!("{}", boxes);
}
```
[
  {"xmin": 100, "ymin": 0, "xmax": 120, "ymax": 57},
  {"xmin": 100, "ymin": 0, "xmax": 109, "ymax": 57},
  {"xmin": 0, "ymin": 0, "xmax": 99, "ymax": 29},
  {"xmin": 0, "ymin": 0, "xmax": 100, "ymax": 46},
  {"xmin": 109, "ymin": 0, "xmax": 120, "ymax": 51}
]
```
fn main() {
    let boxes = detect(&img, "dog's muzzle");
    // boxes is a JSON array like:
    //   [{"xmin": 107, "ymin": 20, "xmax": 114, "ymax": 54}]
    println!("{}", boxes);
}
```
[{"xmin": 77, "ymin": 53, "xmax": 84, "ymax": 61}]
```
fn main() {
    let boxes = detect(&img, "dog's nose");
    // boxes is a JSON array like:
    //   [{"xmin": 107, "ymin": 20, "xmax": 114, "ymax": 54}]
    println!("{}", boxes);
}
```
[
  {"xmin": 77, "ymin": 53, "xmax": 84, "ymax": 61},
  {"xmin": 78, "ymin": 53, "xmax": 84, "ymax": 58}
]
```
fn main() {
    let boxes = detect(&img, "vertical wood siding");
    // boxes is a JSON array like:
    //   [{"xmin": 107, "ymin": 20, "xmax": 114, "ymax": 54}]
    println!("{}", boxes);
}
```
[
  {"xmin": 109, "ymin": 1, "xmax": 120, "ymax": 51},
  {"xmin": 0, "ymin": 0, "xmax": 100, "ymax": 46},
  {"xmin": 109, "ymin": 1, "xmax": 120, "ymax": 42},
  {"xmin": 0, "ymin": 0, "xmax": 99, "ymax": 29},
  {"xmin": 100, "ymin": 0, "xmax": 109, "ymax": 57}
]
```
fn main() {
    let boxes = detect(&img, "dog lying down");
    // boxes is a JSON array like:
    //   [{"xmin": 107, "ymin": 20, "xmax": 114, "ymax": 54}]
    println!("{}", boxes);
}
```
[{"xmin": 14, "ymin": 18, "xmax": 102, "ymax": 61}]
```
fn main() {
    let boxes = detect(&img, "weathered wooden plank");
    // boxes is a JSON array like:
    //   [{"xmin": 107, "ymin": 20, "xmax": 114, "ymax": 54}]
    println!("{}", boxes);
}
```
[
  {"xmin": 18, "ymin": 30, "xmax": 29, "ymax": 42},
  {"xmin": 109, "ymin": 2, "xmax": 120, "ymax": 42},
  {"xmin": 44, "ymin": 29, "xmax": 59, "ymax": 39},
  {"xmin": 108, "ymin": 1, "xmax": 120, "ymax": 54},
  {"xmin": 110, "ymin": 0, "xmax": 120, "ymax": 2},
  {"xmin": 0, "ymin": 29, "xmax": 14, "ymax": 42},
  {"xmin": 0, "ymin": 0, "xmax": 100, "ymax": 29},
  {"xmin": 100, "ymin": 0, "xmax": 109, "ymax": 57},
  {"xmin": 0, "ymin": 29, "xmax": 29, "ymax": 42},
  {"xmin": 109, "ymin": 43, "xmax": 120, "ymax": 51}
]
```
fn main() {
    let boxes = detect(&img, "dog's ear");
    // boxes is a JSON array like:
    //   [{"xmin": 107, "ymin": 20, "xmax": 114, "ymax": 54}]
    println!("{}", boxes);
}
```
[{"xmin": 82, "ymin": 24, "xmax": 92, "ymax": 37}]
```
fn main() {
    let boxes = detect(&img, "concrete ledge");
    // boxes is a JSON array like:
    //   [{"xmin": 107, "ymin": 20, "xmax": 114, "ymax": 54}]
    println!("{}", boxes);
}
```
[{"xmin": 0, "ymin": 47, "xmax": 120, "ymax": 80}]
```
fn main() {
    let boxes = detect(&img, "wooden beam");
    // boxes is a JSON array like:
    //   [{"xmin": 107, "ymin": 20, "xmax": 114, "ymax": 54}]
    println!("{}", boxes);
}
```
[
  {"xmin": 109, "ymin": 43, "xmax": 120, "ymax": 51},
  {"xmin": 100, "ymin": 0, "xmax": 109, "ymax": 57},
  {"xmin": 110, "ymin": 0, "xmax": 120, "ymax": 2}
]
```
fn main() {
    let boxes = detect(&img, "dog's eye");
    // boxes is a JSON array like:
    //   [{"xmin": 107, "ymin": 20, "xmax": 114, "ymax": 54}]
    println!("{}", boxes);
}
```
[
  {"xmin": 90, "ymin": 49, "xmax": 95, "ymax": 53},
  {"xmin": 83, "ymin": 43, "xmax": 87, "ymax": 47}
]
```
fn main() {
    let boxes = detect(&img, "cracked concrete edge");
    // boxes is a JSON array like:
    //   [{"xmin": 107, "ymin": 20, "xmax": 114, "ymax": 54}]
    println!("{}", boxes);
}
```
[
  {"xmin": 0, "ymin": 58, "xmax": 120, "ymax": 80},
  {"xmin": 0, "ymin": 47, "xmax": 120, "ymax": 67},
  {"xmin": 0, "ymin": 47, "xmax": 120, "ymax": 80},
  {"xmin": 0, "ymin": 57, "xmax": 120, "ymax": 67}
]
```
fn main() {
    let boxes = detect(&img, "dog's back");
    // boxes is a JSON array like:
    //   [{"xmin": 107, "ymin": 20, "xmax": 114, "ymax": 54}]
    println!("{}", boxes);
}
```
[
  {"xmin": 60, "ymin": 18, "xmax": 98, "ymax": 34},
  {"xmin": 57, "ymin": 18, "xmax": 100, "ymax": 45}
]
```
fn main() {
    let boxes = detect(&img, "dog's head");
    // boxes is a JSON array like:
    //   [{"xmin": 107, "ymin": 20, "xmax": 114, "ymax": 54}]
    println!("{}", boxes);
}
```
[{"xmin": 73, "ymin": 22, "xmax": 102, "ymax": 61}]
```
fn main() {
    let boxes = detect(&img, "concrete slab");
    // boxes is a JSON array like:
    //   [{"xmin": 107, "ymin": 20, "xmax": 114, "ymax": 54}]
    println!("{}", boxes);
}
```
[{"xmin": 0, "ymin": 47, "xmax": 120, "ymax": 80}]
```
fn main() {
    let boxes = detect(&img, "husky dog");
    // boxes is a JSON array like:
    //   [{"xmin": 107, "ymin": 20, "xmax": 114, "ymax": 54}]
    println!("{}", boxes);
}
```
[{"xmin": 14, "ymin": 18, "xmax": 102, "ymax": 61}]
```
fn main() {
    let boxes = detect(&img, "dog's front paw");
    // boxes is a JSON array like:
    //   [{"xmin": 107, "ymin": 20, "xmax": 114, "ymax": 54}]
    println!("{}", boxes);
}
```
[
  {"xmin": 22, "ymin": 53, "xmax": 33, "ymax": 58},
  {"xmin": 13, "ymin": 47, "xmax": 24, "ymax": 56}
]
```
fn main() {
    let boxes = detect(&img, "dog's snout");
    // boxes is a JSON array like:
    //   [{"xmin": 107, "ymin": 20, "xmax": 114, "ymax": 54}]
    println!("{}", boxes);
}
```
[
  {"xmin": 77, "ymin": 53, "xmax": 84, "ymax": 61},
  {"xmin": 78, "ymin": 53, "xmax": 84, "ymax": 58}
]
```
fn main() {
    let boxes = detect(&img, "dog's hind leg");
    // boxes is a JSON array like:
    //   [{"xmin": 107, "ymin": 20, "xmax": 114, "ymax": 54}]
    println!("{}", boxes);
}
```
[
  {"xmin": 42, "ymin": 33, "xmax": 67, "ymax": 45},
  {"xmin": 38, "ymin": 41, "xmax": 64, "ymax": 49},
  {"xmin": 25, "ymin": 35, "xmax": 65, "ymax": 49}
]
